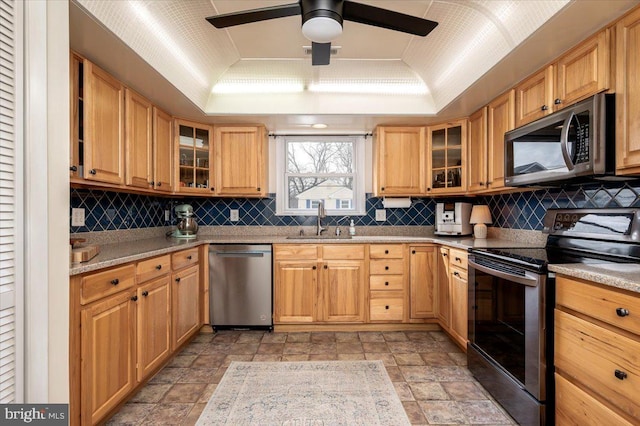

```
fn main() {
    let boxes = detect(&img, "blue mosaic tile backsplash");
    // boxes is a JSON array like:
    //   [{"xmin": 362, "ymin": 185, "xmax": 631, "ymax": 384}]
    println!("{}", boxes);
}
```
[{"xmin": 70, "ymin": 182, "xmax": 640, "ymax": 233}]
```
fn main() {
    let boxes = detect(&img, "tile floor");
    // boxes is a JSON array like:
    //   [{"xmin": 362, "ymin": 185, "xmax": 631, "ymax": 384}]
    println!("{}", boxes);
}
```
[{"xmin": 106, "ymin": 330, "xmax": 516, "ymax": 425}]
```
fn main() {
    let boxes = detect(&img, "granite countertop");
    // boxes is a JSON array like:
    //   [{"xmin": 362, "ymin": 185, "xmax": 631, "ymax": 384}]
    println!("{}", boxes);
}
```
[
  {"xmin": 69, "ymin": 233, "xmax": 541, "ymax": 276},
  {"xmin": 549, "ymin": 263, "xmax": 640, "ymax": 294}
]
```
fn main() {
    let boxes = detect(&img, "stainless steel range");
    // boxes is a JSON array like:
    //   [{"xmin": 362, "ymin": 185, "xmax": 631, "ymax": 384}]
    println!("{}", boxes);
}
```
[{"xmin": 467, "ymin": 208, "xmax": 640, "ymax": 426}]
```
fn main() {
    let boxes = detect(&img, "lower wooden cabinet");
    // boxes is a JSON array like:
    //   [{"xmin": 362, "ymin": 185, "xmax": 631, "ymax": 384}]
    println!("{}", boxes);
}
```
[
  {"xmin": 409, "ymin": 245, "xmax": 437, "ymax": 319},
  {"xmin": 435, "ymin": 247, "xmax": 468, "ymax": 350},
  {"xmin": 369, "ymin": 244, "xmax": 406, "ymax": 323},
  {"xmin": 436, "ymin": 247, "xmax": 451, "ymax": 327},
  {"xmin": 136, "ymin": 276, "xmax": 171, "ymax": 381},
  {"xmin": 71, "ymin": 248, "xmax": 202, "ymax": 425},
  {"xmin": 273, "ymin": 245, "xmax": 366, "ymax": 324},
  {"xmin": 80, "ymin": 290, "xmax": 136, "ymax": 425},
  {"xmin": 171, "ymin": 264, "xmax": 200, "ymax": 350},
  {"xmin": 555, "ymin": 275, "xmax": 640, "ymax": 424},
  {"xmin": 449, "ymin": 266, "xmax": 468, "ymax": 348}
]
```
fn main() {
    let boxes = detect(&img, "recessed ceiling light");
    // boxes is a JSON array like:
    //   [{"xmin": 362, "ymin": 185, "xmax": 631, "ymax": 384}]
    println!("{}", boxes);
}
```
[{"xmin": 311, "ymin": 123, "xmax": 328, "ymax": 129}]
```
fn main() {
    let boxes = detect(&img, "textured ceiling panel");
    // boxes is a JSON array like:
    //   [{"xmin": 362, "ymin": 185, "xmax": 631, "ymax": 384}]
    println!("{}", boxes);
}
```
[{"xmin": 76, "ymin": 0, "xmax": 238, "ymax": 109}]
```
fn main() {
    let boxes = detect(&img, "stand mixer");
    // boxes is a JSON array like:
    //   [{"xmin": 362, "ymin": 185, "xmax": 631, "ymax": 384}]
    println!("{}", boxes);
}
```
[{"xmin": 167, "ymin": 204, "xmax": 198, "ymax": 239}]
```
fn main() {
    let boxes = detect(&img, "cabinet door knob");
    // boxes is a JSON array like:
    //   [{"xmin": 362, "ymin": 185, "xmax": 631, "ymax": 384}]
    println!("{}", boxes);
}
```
[
  {"xmin": 541, "ymin": 105, "xmax": 549, "ymax": 111},
  {"xmin": 380, "ymin": 187, "xmax": 385, "ymax": 191},
  {"xmin": 442, "ymin": 253, "xmax": 447, "ymax": 257},
  {"xmin": 455, "ymin": 257, "xmax": 461, "ymax": 262},
  {"xmin": 554, "ymin": 98, "xmax": 562, "ymax": 105},
  {"xmin": 175, "ymin": 277, "xmax": 181, "ymax": 283},
  {"xmin": 150, "ymin": 181, "xmax": 155, "ymax": 186},
  {"xmin": 312, "ymin": 266, "xmax": 317, "ymax": 270},
  {"xmin": 70, "ymin": 165, "xmax": 78, "ymax": 172},
  {"xmin": 616, "ymin": 307, "xmax": 630, "ymax": 317},
  {"xmin": 110, "ymin": 278, "xmax": 119, "ymax": 285},
  {"xmin": 385, "ymin": 305, "xmax": 389, "ymax": 310},
  {"xmin": 210, "ymin": 187, "xmax": 215, "ymax": 191},
  {"xmin": 131, "ymin": 295, "xmax": 138, "ymax": 302},
  {"xmin": 453, "ymin": 271, "xmax": 460, "ymax": 277},
  {"xmin": 479, "ymin": 181, "xmax": 484, "ymax": 186},
  {"xmin": 257, "ymin": 187, "xmax": 261, "ymax": 191},
  {"xmin": 187, "ymin": 255, "xmax": 192, "ymax": 260},
  {"xmin": 158, "ymin": 182, "xmax": 162, "ymax": 187},
  {"xmin": 385, "ymin": 250, "xmax": 389, "ymax": 254},
  {"xmin": 412, "ymin": 250, "xmax": 416, "ymax": 254},
  {"xmin": 324, "ymin": 265, "xmax": 328, "ymax": 269},
  {"xmin": 385, "ymin": 281, "xmax": 389, "ymax": 286},
  {"xmin": 155, "ymin": 265, "xmax": 162, "ymax": 270},
  {"xmin": 385, "ymin": 266, "xmax": 389, "ymax": 270},
  {"xmin": 614, "ymin": 369, "xmax": 628, "ymax": 380},
  {"xmin": 142, "ymin": 291, "xmax": 149, "ymax": 297},
  {"xmin": 427, "ymin": 187, "xmax": 432, "ymax": 191},
  {"xmin": 89, "ymin": 169, "xmax": 97, "ymax": 175}
]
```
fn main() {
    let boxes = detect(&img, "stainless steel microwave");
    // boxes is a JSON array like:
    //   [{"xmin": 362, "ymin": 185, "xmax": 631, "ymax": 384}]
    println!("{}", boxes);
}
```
[{"xmin": 504, "ymin": 93, "xmax": 615, "ymax": 187}]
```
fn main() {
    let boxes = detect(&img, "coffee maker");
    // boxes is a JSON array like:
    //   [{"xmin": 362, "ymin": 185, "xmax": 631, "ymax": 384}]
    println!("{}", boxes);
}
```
[
  {"xmin": 435, "ymin": 202, "xmax": 472, "ymax": 236},
  {"xmin": 168, "ymin": 204, "xmax": 199, "ymax": 239}
]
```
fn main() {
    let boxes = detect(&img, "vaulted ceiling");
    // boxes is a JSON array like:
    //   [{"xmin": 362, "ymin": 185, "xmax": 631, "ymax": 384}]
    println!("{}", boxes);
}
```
[{"xmin": 70, "ymin": 0, "xmax": 637, "ymax": 132}]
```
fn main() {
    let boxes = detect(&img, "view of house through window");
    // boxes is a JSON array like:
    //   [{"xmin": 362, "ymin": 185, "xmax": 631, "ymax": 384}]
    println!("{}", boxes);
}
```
[{"xmin": 277, "ymin": 136, "xmax": 365, "ymax": 215}]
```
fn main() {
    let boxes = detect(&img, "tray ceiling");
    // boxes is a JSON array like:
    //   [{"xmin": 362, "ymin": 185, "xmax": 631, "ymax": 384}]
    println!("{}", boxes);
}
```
[{"xmin": 71, "ymin": 0, "xmax": 638, "ymax": 131}]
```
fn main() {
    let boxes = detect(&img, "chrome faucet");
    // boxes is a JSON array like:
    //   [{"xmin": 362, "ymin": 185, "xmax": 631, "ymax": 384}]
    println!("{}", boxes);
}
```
[{"xmin": 316, "ymin": 201, "xmax": 327, "ymax": 236}]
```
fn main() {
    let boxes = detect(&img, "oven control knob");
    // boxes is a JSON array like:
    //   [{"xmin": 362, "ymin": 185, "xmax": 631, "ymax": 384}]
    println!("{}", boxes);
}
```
[{"xmin": 554, "ymin": 222, "xmax": 563, "ymax": 230}]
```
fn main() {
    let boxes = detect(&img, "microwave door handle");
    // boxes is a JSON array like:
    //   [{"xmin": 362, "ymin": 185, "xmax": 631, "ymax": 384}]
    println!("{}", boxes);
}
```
[
  {"xmin": 560, "ymin": 112, "xmax": 575, "ymax": 171},
  {"xmin": 468, "ymin": 258, "xmax": 540, "ymax": 287}
]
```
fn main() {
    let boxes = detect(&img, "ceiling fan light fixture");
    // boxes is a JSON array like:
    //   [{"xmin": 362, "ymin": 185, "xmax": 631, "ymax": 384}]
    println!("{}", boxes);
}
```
[{"xmin": 302, "ymin": 16, "xmax": 343, "ymax": 43}]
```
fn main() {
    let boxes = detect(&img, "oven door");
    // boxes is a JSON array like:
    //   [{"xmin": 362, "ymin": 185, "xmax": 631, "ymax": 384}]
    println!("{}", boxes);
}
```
[{"xmin": 468, "ymin": 255, "xmax": 547, "ymax": 400}]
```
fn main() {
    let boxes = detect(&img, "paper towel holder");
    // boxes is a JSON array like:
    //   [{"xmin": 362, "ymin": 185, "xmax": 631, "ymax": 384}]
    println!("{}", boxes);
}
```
[{"xmin": 382, "ymin": 197, "xmax": 412, "ymax": 208}]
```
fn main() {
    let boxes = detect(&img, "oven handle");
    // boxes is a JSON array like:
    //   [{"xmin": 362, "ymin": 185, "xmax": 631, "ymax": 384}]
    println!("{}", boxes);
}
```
[{"xmin": 468, "ymin": 258, "xmax": 540, "ymax": 287}]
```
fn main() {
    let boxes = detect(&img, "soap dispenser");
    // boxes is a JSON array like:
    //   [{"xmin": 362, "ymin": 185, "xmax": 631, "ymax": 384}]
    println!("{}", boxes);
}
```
[{"xmin": 349, "ymin": 219, "xmax": 356, "ymax": 236}]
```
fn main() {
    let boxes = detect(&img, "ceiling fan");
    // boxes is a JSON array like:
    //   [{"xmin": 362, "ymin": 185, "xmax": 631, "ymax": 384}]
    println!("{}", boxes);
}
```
[{"xmin": 206, "ymin": 0, "xmax": 438, "ymax": 66}]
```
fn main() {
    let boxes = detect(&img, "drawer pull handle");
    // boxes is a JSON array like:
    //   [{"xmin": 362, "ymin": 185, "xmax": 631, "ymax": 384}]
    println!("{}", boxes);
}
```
[
  {"xmin": 385, "ymin": 266, "xmax": 389, "ymax": 270},
  {"xmin": 385, "ymin": 282, "xmax": 389, "ymax": 286},
  {"xmin": 385, "ymin": 305, "xmax": 389, "ymax": 310},
  {"xmin": 453, "ymin": 272, "xmax": 460, "ymax": 277},
  {"xmin": 175, "ymin": 277, "xmax": 181, "ymax": 283},
  {"xmin": 324, "ymin": 265, "xmax": 328, "ymax": 269},
  {"xmin": 455, "ymin": 257, "xmax": 461, "ymax": 262},
  {"xmin": 187, "ymin": 255, "xmax": 192, "ymax": 260},
  {"xmin": 142, "ymin": 291, "xmax": 149, "ymax": 297},
  {"xmin": 412, "ymin": 250, "xmax": 416, "ymax": 254},
  {"xmin": 150, "ymin": 181, "xmax": 154, "ymax": 186},
  {"xmin": 131, "ymin": 295, "xmax": 138, "ymax": 302},
  {"xmin": 442, "ymin": 253, "xmax": 447, "ymax": 257},
  {"xmin": 110, "ymin": 279, "xmax": 119, "ymax": 285},
  {"xmin": 615, "ymin": 370, "xmax": 628, "ymax": 380},
  {"xmin": 155, "ymin": 265, "xmax": 162, "ymax": 270},
  {"xmin": 616, "ymin": 308, "xmax": 630, "ymax": 317},
  {"xmin": 385, "ymin": 250, "xmax": 389, "ymax": 254}
]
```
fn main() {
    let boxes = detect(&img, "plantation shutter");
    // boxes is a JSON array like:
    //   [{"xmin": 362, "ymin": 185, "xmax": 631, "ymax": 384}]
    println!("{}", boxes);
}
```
[{"xmin": 0, "ymin": 0, "xmax": 21, "ymax": 403}]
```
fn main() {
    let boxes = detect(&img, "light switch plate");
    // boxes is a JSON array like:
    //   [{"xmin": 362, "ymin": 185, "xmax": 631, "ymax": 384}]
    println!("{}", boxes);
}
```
[
  {"xmin": 230, "ymin": 209, "xmax": 240, "ymax": 222},
  {"xmin": 375, "ymin": 209, "xmax": 386, "ymax": 221},
  {"xmin": 164, "ymin": 210, "xmax": 170, "ymax": 221},
  {"xmin": 71, "ymin": 208, "xmax": 85, "ymax": 226}
]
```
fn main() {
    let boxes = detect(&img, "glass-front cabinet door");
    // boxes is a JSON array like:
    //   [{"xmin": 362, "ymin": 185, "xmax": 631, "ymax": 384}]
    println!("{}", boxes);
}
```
[
  {"xmin": 427, "ymin": 120, "xmax": 467, "ymax": 194},
  {"xmin": 174, "ymin": 119, "xmax": 213, "ymax": 194}
]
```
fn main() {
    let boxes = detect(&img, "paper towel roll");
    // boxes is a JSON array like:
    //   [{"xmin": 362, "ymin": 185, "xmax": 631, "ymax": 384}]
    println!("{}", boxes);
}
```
[{"xmin": 382, "ymin": 197, "xmax": 412, "ymax": 208}]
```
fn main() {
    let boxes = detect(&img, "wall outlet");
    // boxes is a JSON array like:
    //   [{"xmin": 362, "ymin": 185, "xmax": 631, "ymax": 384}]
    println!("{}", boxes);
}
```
[
  {"xmin": 230, "ymin": 209, "xmax": 240, "ymax": 222},
  {"xmin": 164, "ymin": 209, "xmax": 170, "ymax": 221},
  {"xmin": 71, "ymin": 208, "xmax": 85, "ymax": 227},
  {"xmin": 375, "ymin": 209, "xmax": 387, "ymax": 221}
]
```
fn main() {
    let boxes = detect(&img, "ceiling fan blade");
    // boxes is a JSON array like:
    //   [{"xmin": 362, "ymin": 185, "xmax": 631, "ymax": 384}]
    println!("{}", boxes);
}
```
[
  {"xmin": 206, "ymin": 2, "xmax": 301, "ymax": 28},
  {"xmin": 312, "ymin": 42, "xmax": 331, "ymax": 66},
  {"xmin": 342, "ymin": 1, "xmax": 438, "ymax": 37}
]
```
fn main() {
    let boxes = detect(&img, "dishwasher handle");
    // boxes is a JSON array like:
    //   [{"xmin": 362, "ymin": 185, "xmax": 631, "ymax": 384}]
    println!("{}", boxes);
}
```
[{"xmin": 212, "ymin": 251, "xmax": 268, "ymax": 258}]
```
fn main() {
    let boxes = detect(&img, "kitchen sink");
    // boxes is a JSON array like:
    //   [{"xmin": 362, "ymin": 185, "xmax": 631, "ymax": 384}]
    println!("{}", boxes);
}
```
[{"xmin": 286, "ymin": 234, "xmax": 352, "ymax": 240}]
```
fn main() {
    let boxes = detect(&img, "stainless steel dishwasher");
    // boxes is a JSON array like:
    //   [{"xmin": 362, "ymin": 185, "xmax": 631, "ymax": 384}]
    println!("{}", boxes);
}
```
[{"xmin": 209, "ymin": 244, "xmax": 273, "ymax": 331}]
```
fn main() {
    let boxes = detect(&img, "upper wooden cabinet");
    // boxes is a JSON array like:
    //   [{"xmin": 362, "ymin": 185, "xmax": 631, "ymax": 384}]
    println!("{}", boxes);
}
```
[
  {"xmin": 71, "ymin": 55, "xmax": 125, "ymax": 185},
  {"xmin": 153, "ymin": 107, "xmax": 173, "ymax": 192},
  {"xmin": 467, "ymin": 107, "xmax": 488, "ymax": 193},
  {"xmin": 125, "ymin": 88, "xmax": 153, "ymax": 189},
  {"xmin": 515, "ymin": 30, "xmax": 611, "ymax": 128},
  {"xmin": 214, "ymin": 126, "xmax": 268, "ymax": 197},
  {"xmin": 373, "ymin": 126, "xmax": 425, "ymax": 196},
  {"xmin": 174, "ymin": 119, "xmax": 214, "ymax": 194},
  {"xmin": 486, "ymin": 90, "xmax": 515, "ymax": 190},
  {"xmin": 427, "ymin": 120, "xmax": 467, "ymax": 194},
  {"xmin": 616, "ymin": 7, "xmax": 640, "ymax": 175}
]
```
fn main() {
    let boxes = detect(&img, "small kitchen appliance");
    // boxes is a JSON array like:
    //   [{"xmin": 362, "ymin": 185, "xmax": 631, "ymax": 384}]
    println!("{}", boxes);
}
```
[
  {"xmin": 168, "ymin": 204, "xmax": 199, "ymax": 239},
  {"xmin": 435, "ymin": 202, "xmax": 472, "ymax": 236}
]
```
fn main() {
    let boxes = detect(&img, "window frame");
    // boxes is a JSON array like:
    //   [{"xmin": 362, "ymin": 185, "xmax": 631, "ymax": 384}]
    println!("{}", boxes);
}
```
[{"xmin": 275, "ymin": 135, "xmax": 366, "ymax": 216}]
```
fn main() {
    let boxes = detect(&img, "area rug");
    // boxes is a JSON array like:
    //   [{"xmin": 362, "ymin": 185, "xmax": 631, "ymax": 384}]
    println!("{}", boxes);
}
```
[{"xmin": 196, "ymin": 360, "xmax": 411, "ymax": 425}]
